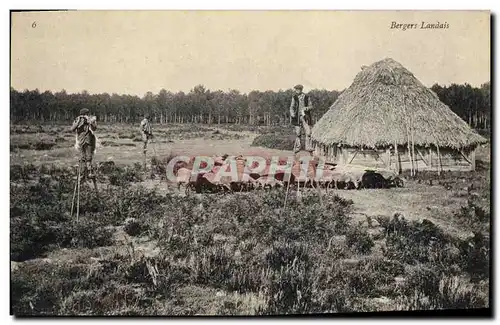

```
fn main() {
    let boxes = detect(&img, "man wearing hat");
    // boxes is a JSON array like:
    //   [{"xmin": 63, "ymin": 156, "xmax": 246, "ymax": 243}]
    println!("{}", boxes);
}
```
[
  {"xmin": 289, "ymin": 84, "xmax": 314, "ymax": 155},
  {"xmin": 71, "ymin": 108, "xmax": 98, "ymax": 179},
  {"xmin": 140, "ymin": 113, "xmax": 153, "ymax": 155}
]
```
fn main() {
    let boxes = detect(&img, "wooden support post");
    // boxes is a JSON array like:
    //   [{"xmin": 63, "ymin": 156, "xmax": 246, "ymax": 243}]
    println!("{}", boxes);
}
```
[
  {"xmin": 393, "ymin": 143, "xmax": 400, "ymax": 174},
  {"xmin": 342, "ymin": 149, "xmax": 349, "ymax": 165},
  {"xmin": 428, "ymin": 148, "xmax": 432, "ymax": 168},
  {"xmin": 412, "ymin": 142, "xmax": 417, "ymax": 173},
  {"xmin": 470, "ymin": 149, "xmax": 476, "ymax": 171},
  {"xmin": 348, "ymin": 150, "xmax": 358, "ymax": 164},
  {"xmin": 386, "ymin": 148, "xmax": 391, "ymax": 169},
  {"xmin": 407, "ymin": 142, "xmax": 414, "ymax": 176},
  {"xmin": 459, "ymin": 150, "xmax": 473, "ymax": 165},
  {"xmin": 416, "ymin": 148, "xmax": 429, "ymax": 166},
  {"xmin": 436, "ymin": 145, "xmax": 442, "ymax": 176}
]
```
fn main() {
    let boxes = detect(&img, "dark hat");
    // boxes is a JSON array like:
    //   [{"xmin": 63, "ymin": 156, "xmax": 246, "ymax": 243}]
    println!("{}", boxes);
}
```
[
  {"xmin": 80, "ymin": 108, "xmax": 90, "ymax": 115},
  {"xmin": 294, "ymin": 84, "xmax": 304, "ymax": 90}
]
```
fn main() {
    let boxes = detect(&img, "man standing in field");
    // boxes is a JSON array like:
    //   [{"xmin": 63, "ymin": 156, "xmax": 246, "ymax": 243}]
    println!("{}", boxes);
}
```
[
  {"xmin": 140, "ymin": 114, "xmax": 153, "ymax": 155},
  {"xmin": 71, "ymin": 108, "xmax": 97, "ymax": 179},
  {"xmin": 289, "ymin": 84, "xmax": 314, "ymax": 155}
]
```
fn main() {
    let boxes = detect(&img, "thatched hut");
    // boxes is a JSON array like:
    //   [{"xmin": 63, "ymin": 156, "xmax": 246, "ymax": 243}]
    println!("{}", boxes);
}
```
[{"xmin": 311, "ymin": 58, "xmax": 487, "ymax": 173}]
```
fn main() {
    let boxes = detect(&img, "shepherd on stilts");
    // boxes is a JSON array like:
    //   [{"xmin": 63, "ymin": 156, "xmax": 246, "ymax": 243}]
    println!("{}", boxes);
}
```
[
  {"xmin": 71, "ymin": 108, "xmax": 98, "ymax": 220},
  {"xmin": 140, "ymin": 113, "xmax": 154, "ymax": 168},
  {"xmin": 290, "ymin": 84, "xmax": 314, "ymax": 158}
]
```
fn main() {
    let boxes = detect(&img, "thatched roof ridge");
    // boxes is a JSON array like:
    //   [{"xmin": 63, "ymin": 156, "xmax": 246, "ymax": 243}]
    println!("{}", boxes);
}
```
[{"xmin": 311, "ymin": 58, "xmax": 487, "ymax": 150}]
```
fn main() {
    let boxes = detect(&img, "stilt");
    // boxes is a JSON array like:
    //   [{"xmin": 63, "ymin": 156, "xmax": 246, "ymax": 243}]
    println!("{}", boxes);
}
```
[
  {"xmin": 76, "ymin": 168, "xmax": 81, "ymax": 222},
  {"xmin": 283, "ymin": 173, "xmax": 292, "ymax": 209},
  {"xmin": 152, "ymin": 139, "xmax": 157, "ymax": 156},
  {"xmin": 71, "ymin": 165, "xmax": 80, "ymax": 218},
  {"xmin": 296, "ymin": 177, "xmax": 301, "ymax": 202},
  {"xmin": 316, "ymin": 178, "xmax": 323, "ymax": 205}
]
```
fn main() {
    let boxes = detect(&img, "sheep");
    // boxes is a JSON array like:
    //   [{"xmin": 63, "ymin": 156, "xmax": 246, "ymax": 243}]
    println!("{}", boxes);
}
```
[
  {"xmin": 358, "ymin": 171, "xmax": 390, "ymax": 189},
  {"xmin": 176, "ymin": 167, "xmax": 193, "ymax": 193}
]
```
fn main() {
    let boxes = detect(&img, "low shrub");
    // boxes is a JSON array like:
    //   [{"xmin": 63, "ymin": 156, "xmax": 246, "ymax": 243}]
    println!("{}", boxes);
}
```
[
  {"xmin": 457, "ymin": 232, "xmax": 490, "ymax": 282},
  {"xmin": 453, "ymin": 200, "xmax": 490, "ymax": 232},
  {"xmin": 108, "ymin": 167, "xmax": 143, "ymax": 186},
  {"xmin": 124, "ymin": 218, "xmax": 149, "ymax": 237},
  {"xmin": 397, "ymin": 270, "xmax": 488, "ymax": 310},
  {"xmin": 117, "ymin": 133, "xmax": 136, "ymax": 139},
  {"xmin": 345, "ymin": 227, "xmax": 375, "ymax": 255},
  {"xmin": 251, "ymin": 133, "xmax": 295, "ymax": 151},
  {"xmin": 9, "ymin": 162, "xmax": 491, "ymax": 315},
  {"xmin": 377, "ymin": 214, "xmax": 454, "ymax": 266}
]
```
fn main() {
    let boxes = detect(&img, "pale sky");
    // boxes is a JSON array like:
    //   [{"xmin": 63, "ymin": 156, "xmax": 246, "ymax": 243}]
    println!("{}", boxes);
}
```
[{"xmin": 11, "ymin": 10, "xmax": 490, "ymax": 95}]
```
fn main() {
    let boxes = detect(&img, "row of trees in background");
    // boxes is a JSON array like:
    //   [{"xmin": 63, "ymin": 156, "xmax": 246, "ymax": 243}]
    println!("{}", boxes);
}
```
[
  {"xmin": 10, "ymin": 85, "xmax": 339, "ymax": 126},
  {"xmin": 431, "ymin": 82, "xmax": 491, "ymax": 129},
  {"xmin": 10, "ymin": 82, "xmax": 490, "ymax": 128}
]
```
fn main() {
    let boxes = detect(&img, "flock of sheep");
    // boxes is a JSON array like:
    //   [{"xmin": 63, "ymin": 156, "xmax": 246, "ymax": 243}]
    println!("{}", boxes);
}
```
[{"xmin": 172, "ymin": 155, "xmax": 404, "ymax": 194}]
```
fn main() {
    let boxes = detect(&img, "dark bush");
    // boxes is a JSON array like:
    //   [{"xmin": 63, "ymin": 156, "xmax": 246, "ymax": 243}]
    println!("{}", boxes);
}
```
[
  {"xmin": 457, "ymin": 232, "xmax": 490, "ymax": 282},
  {"xmin": 346, "ymin": 227, "xmax": 374, "ymax": 255},
  {"xmin": 251, "ymin": 132, "xmax": 295, "ymax": 150},
  {"xmin": 399, "ymin": 269, "xmax": 487, "ymax": 310},
  {"xmin": 68, "ymin": 220, "xmax": 114, "ymax": 248},
  {"xmin": 118, "ymin": 133, "xmax": 135, "ymax": 139},
  {"xmin": 123, "ymin": 218, "xmax": 148, "ymax": 237},
  {"xmin": 377, "ymin": 214, "xmax": 454, "ymax": 265}
]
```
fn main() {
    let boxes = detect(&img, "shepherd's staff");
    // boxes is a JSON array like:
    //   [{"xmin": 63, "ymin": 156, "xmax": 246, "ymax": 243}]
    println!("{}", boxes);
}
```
[
  {"xmin": 296, "ymin": 176, "xmax": 302, "ymax": 203},
  {"xmin": 283, "ymin": 172, "xmax": 292, "ymax": 209},
  {"xmin": 71, "ymin": 164, "xmax": 80, "ymax": 219},
  {"xmin": 70, "ymin": 163, "xmax": 81, "ymax": 222},
  {"xmin": 91, "ymin": 136, "xmax": 100, "ymax": 197},
  {"xmin": 91, "ymin": 170, "xmax": 99, "ymax": 198},
  {"xmin": 151, "ymin": 135, "xmax": 158, "ymax": 156},
  {"xmin": 76, "ymin": 168, "xmax": 81, "ymax": 222}
]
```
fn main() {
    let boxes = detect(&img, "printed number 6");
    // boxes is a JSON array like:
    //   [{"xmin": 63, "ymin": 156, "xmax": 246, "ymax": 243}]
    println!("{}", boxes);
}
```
[{"xmin": 32, "ymin": 21, "xmax": 36, "ymax": 28}]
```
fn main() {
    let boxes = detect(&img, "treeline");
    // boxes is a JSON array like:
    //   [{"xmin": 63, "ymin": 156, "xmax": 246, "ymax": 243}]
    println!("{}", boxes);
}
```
[
  {"xmin": 431, "ymin": 82, "xmax": 491, "ymax": 129},
  {"xmin": 9, "ymin": 85, "xmax": 339, "ymax": 126},
  {"xmin": 10, "ymin": 82, "xmax": 490, "ymax": 128}
]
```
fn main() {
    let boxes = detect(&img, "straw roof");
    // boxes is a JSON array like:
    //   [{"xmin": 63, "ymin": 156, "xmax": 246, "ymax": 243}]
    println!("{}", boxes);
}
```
[{"xmin": 311, "ymin": 58, "xmax": 487, "ymax": 150}]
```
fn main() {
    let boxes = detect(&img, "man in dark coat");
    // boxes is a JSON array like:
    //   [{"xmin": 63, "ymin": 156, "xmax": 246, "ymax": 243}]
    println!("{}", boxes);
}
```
[
  {"xmin": 140, "ymin": 114, "xmax": 153, "ymax": 155},
  {"xmin": 289, "ymin": 84, "xmax": 314, "ymax": 155}
]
